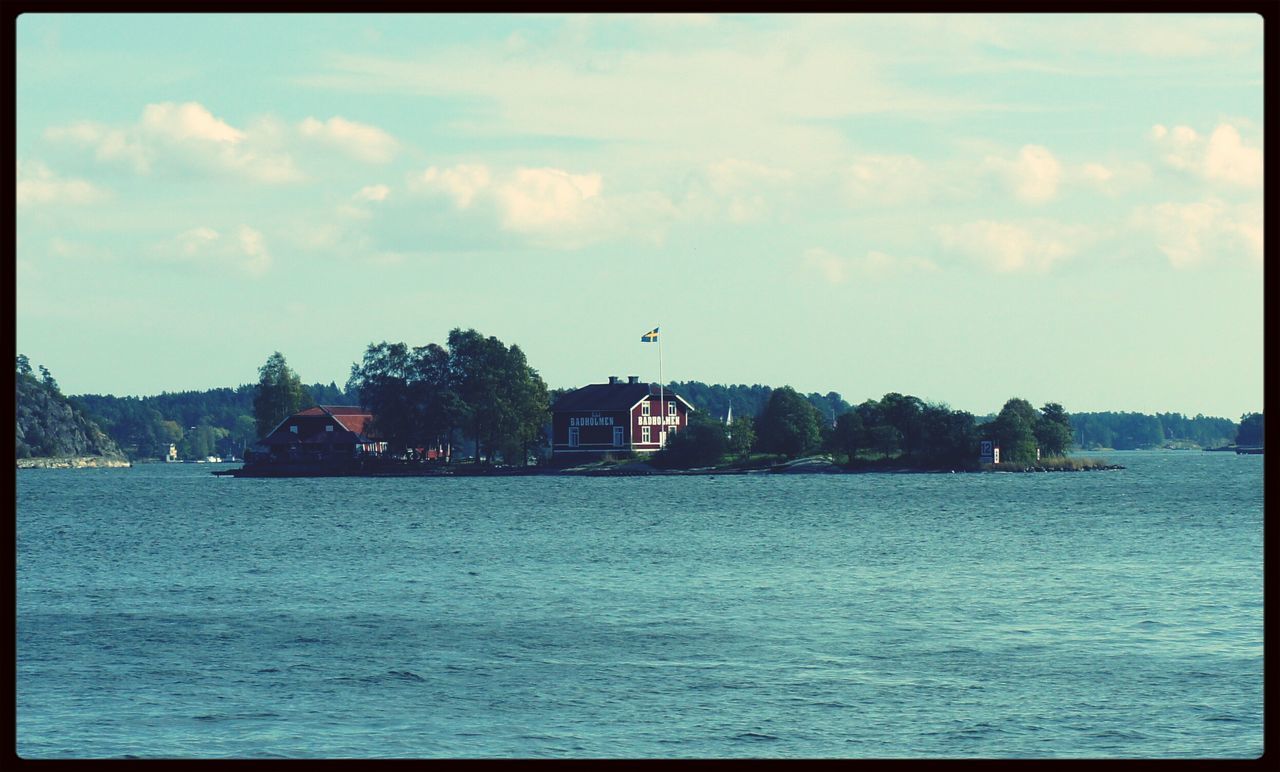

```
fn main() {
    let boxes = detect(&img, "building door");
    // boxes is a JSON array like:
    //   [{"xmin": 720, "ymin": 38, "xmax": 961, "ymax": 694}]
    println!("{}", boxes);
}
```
[
  {"xmin": 613, "ymin": 426, "xmax": 624, "ymax": 447},
  {"xmin": 569, "ymin": 426, "xmax": 580, "ymax": 448}
]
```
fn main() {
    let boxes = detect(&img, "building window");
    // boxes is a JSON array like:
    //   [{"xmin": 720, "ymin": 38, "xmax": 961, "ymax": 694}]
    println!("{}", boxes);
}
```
[
  {"xmin": 289, "ymin": 425, "xmax": 298, "ymax": 433},
  {"xmin": 641, "ymin": 401, "xmax": 651, "ymax": 416},
  {"xmin": 668, "ymin": 401, "xmax": 677, "ymax": 416},
  {"xmin": 325, "ymin": 425, "xmax": 334, "ymax": 432},
  {"xmin": 569, "ymin": 427, "xmax": 580, "ymax": 447},
  {"xmin": 642, "ymin": 426, "xmax": 651, "ymax": 443},
  {"xmin": 613, "ymin": 426, "xmax": 624, "ymax": 446}
]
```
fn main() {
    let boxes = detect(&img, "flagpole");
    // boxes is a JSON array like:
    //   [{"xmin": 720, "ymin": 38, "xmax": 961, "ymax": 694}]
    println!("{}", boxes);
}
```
[{"xmin": 658, "ymin": 326, "xmax": 665, "ymax": 447}]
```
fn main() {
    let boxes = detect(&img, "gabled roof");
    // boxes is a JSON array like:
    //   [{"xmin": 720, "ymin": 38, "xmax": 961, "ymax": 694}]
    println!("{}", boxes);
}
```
[
  {"xmin": 260, "ymin": 405, "xmax": 380, "ymax": 444},
  {"xmin": 552, "ymin": 383, "xmax": 695, "ymax": 413}
]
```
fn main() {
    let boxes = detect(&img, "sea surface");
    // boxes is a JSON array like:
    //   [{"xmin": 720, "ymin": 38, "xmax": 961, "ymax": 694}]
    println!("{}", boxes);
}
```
[{"xmin": 16, "ymin": 451, "xmax": 1263, "ymax": 758}]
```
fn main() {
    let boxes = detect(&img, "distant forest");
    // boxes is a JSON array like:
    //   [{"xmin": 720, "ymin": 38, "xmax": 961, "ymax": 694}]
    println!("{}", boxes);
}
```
[{"xmin": 66, "ymin": 373, "xmax": 1245, "ymax": 461}]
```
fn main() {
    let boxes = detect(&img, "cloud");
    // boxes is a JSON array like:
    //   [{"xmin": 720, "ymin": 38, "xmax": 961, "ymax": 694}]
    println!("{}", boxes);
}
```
[
  {"xmin": 495, "ymin": 167, "xmax": 604, "ymax": 230},
  {"xmin": 15, "ymin": 159, "xmax": 105, "ymax": 205},
  {"xmin": 45, "ymin": 101, "xmax": 303, "ymax": 183},
  {"xmin": 1131, "ymin": 198, "xmax": 1262, "ymax": 268},
  {"xmin": 411, "ymin": 164, "xmax": 492, "ymax": 208},
  {"xmin": 1150, "ymin": 122, "xmax": 1262, "ymax": 188},
  {"xmin": 141, "ymin": 101, "xmax": 244, "ymax": 143},
  {"xmin": 936, "ymin": 219, "xmax": 1079, "ymax": 272},
  {"xmin": 158, "ymin": 224, "xmax": 272, "ymax": 276},
  {"xmin": 411, "ymin": 163, "xmax": 609, "ymax": 235},
  {"xmin": 844, "ymin": 154, "xmax": 935, "ymax": 207},
  {"xmin": 354, "ymin": 184, "xmax": 390, "ymax": 202},
  {"xmin": 984, "ymin": 145, "xmax": 1062, "ymax": 203},
  {"xmin": 804, "ymin": 247, "xmax": 938, "ymax": 283},
  {"xmin": 298, "ymin": 116, "xmax": 398, "ymax": 163}
]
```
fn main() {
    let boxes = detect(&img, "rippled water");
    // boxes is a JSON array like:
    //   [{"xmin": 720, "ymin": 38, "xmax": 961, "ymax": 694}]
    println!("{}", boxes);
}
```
[{"xmin": 17, "ymin": 451, "xmax": 1263, "ymax": 758}]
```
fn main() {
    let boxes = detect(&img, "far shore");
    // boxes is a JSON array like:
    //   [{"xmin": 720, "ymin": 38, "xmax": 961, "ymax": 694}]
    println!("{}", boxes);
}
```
[{"xmin": 209, "ymin": 455, "xmax": 1125, "ymax": 478}]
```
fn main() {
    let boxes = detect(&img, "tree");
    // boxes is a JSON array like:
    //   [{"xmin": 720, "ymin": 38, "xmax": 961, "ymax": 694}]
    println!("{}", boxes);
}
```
[
  {"xmin": 447, "ymin": 329, "xmax": 548, "ymax": 464},
  {"xmin": 252, "ymin": 352, "xmax": 310, "ymax": 439},
  {"xmin": 829, "ymin": 410, "xmax": 864, "ymax": 461},
  {"xmin": 1035, "ymin": 402, "xmax": 1073, "ymax": 457},
  {"xmin": 1237, "ymin": 412, "xmax": 1264, "ymax": 447},
  {"xmin": 878, "ymin": 393, "xmax": 926, "ymax": 458},
  {"xmin": 726, "ymin": 415, "xmax": 755, "ymax": 458},
  {"xmin": 755, "ymin": 386, "xmax": 823, "ymax": 458},
  {"xmin": 38, "ymin": 365, "xmax": 60, "ymax": 395},
  {"xmin": 855, "ymin": 400, "xmax": 901, "ymax": 457},
  {"xmin": 917, "ymin": 403, "xmax": 978, "ymax": 468},
  {"xmin": 657, "ymin": 411, "xmax": 728, "ymax": 468},
  {"xmin": 990, "ymin": 397, "xmax": 1040, "ymax": 463},
  {"xmin": 16, "ymin": 354, "xmax": 33, "ymax": 377}
]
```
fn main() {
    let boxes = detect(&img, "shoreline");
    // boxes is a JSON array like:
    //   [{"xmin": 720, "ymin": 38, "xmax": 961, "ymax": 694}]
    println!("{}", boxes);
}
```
[
  {"xmin": 16, "ymin": 455, "xmax": 132, "ymax": 469},
  {"xmin": 212, "ymin": 459, "xmax": 1125, "ymax": 478}
]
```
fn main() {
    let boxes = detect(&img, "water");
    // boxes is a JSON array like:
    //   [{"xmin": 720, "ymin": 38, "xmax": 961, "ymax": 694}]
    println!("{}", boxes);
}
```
[{"xmin": 17, "ymin": 451, "xmax": 1263, "ymax": 758}]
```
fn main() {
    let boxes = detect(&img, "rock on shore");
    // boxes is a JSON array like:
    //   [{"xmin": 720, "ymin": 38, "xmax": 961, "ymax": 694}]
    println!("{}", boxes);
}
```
[{"xmin": 17, "ymin": 455, "xmax": 131, "ymax": 469}]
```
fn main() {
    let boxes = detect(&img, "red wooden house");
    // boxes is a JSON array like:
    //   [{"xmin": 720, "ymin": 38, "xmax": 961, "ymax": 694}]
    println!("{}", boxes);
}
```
[
  {"xmin": 256, "ymin": 405, "xmax": 387, "ymax": 462},
  {"xmin": 551, "ymin": 376, "xmax": 694, "ymax": 457}
]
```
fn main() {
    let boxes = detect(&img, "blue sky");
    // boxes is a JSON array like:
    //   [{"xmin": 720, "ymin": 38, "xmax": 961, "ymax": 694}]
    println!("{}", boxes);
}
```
[{"xmin": 16, "ymin": 13, "xmax": 1264, "ymax": 419}]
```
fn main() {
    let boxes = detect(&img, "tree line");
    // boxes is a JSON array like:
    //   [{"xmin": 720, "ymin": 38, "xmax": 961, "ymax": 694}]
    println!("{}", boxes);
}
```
[
  {"xmin": 658, "ymin": 389, "xmax": 1072, "ymax": 470},
  {"xmin": 35, "ymin": 341, "xmax": 1259, "ymax": 463}
]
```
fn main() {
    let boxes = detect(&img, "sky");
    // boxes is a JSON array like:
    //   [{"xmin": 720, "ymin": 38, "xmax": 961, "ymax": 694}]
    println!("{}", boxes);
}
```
[{"xmin": 15, "ymin": 13, "xmax": 1265, "ymax": 419}]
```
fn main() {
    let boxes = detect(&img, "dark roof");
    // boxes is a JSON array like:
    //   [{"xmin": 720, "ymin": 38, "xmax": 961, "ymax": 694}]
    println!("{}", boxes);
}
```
[
  {"xmin": 552, "ymin": 383, "xmax": 694, "ymax": 412},
  {"xmin": 260, "ymin": 405, "xmax": 381, "ymax": 444}
]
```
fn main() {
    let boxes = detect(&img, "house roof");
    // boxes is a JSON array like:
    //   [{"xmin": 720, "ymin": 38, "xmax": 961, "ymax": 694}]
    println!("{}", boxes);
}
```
[
  {"xmin": 551, "ymin": 383, "xmax": 695, "ymax": 413},
  {"xmin": 260, "ymin": 405, "xmax": 380, "ymax": 444}
]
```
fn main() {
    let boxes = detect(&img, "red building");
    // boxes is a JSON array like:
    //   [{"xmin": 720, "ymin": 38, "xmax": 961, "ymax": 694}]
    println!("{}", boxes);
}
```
[
  {"xmin": 256, "ymin": 405, "xmax": 387, "ymax": 463},
  {"xmin": 551, "ymin": 376, "xmax": 694, "ymax": 457}
]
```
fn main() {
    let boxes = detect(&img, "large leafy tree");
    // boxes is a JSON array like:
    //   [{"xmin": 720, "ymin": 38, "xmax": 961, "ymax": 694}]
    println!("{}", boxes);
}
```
[
  {"xmin": 1035, "ymin": 402, "xmax": 1073, "ymax": 457},
  {"xmin": 726, "ymin": 414, "xmax": 755, "ymax": 458},
  {"xmin": 829, "ymin": 409, "xmax": 864, "ymax": 461},
  {"xmin": 989, "ymin": 397, "xmax": 1040, "ymax": 463},
  {"xmin": 348, "ymin": 341, "xmax": 468, "ymax": 456},
  {"xmin": 1237, "ymin": 412, "xmax": 1264, "ymax": 447},
  {"xmin": 447, "ymin": 328, "xmax": 548, "ymax": 464},
  {"xmin": 252, "ymin": 352, "xmax": 310, "ymax": 439},
  {"xmin": 657, "ymin": 411, "xmax": 728, "ymax": 468},
  {"xmin": 878, "ymin": 392, "xmax": 926, "ymax": 458},
  {"xmin": 755, "ymin": 386, "xmax": 823, "ymax": 458}
]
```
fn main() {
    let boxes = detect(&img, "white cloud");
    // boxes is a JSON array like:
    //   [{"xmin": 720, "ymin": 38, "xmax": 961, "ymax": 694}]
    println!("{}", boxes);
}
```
[
  {"xmin": 354, "ymin": 184, "xmax": 390, "ymax": 202},
  {"xmin": 691, "ymin": 158, "xmax": 795, "ymax": 222},
  {"xmin": 936, "ymin": 219, "xmax": 1079, "ymax": 272},
  {"xmin": 984, "ymin": 145, "xmax": 1062, "ymax": 203},
  {"xmin": 141, "ymin": 101, "xmax": 244, "ymax": 143},
  {"xmin": 495, "ymin": 167, "xmax": 604, "ymax": 231},
  {"xmin": 412, "ymin": 164, "xmax": 492, "ymax": 208},
  {"xmin": 411, "ymin": 163, "xmax": 608, "ymax": 234},
  {"xmin": 1132, "ymin": 198, "xmax": 1262, "ymax": 268},
  {"xmin": 844, "ymin": 154, "xmax": 934, "ymax": 207},
  {"xmin": 45, "ymin": 101, "xmax": 303, "ymax": 183},
  {"xmin": 15, "ymin": 159, "xmax": 105, "ymax": 206},
  {"xmin": 158, "ymin": 224, "xmax": 272, "ymax": 276},
  {"xmin": 804, "ymin": 247, "xmax": 938, "ymax": 283},
  {"xmin": 47, "ymin": 237, "xmax": 115, "ymax": 262},
  {"xmin": 1150, "ymin": 122, "xmax": 1262, "ymax": 188},
  {"xmin": 298, "ymin": 116, "xmax": 398, "ymax": 163}
]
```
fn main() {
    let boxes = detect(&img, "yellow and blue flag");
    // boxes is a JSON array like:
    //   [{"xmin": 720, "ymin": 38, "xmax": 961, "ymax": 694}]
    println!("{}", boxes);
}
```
[{"xmin": 641, "ymin": 327, "xmax": 660, "ymax": 343}]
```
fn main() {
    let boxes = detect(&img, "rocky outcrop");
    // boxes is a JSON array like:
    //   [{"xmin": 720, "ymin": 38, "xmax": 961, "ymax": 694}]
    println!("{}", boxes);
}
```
[
  {"xmin": 16, "ymin": 455, "xmax": 131, "ymax": 469},
  {"xmin": 16, "ymin": 365, "xmax": 128, "ymax": 466}
]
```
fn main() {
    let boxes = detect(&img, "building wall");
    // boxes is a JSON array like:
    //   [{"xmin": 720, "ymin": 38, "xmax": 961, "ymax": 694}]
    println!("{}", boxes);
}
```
[
  {"xmin": 552, "ymin": 410, "xmax": 632, "ymax": 453},
  {"xmin": 630, "ymin": 395, "xmax": 687, "ymax": 452}
]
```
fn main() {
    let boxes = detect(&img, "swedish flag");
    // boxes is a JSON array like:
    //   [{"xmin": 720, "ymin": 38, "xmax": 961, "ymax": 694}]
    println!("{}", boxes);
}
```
[{"xmin": 640, "ymin": 327, "xmax": 660, "ymax": 343}]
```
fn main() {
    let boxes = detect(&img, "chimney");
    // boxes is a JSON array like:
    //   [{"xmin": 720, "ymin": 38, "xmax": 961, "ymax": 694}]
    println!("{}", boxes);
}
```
[
  {"xmin": 627, "ymin": 375, "xmax": 639, "ymax": 384},
  {"xmin": 608, "ymin": 376, "xmax": 619, "ymax": 385}
]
